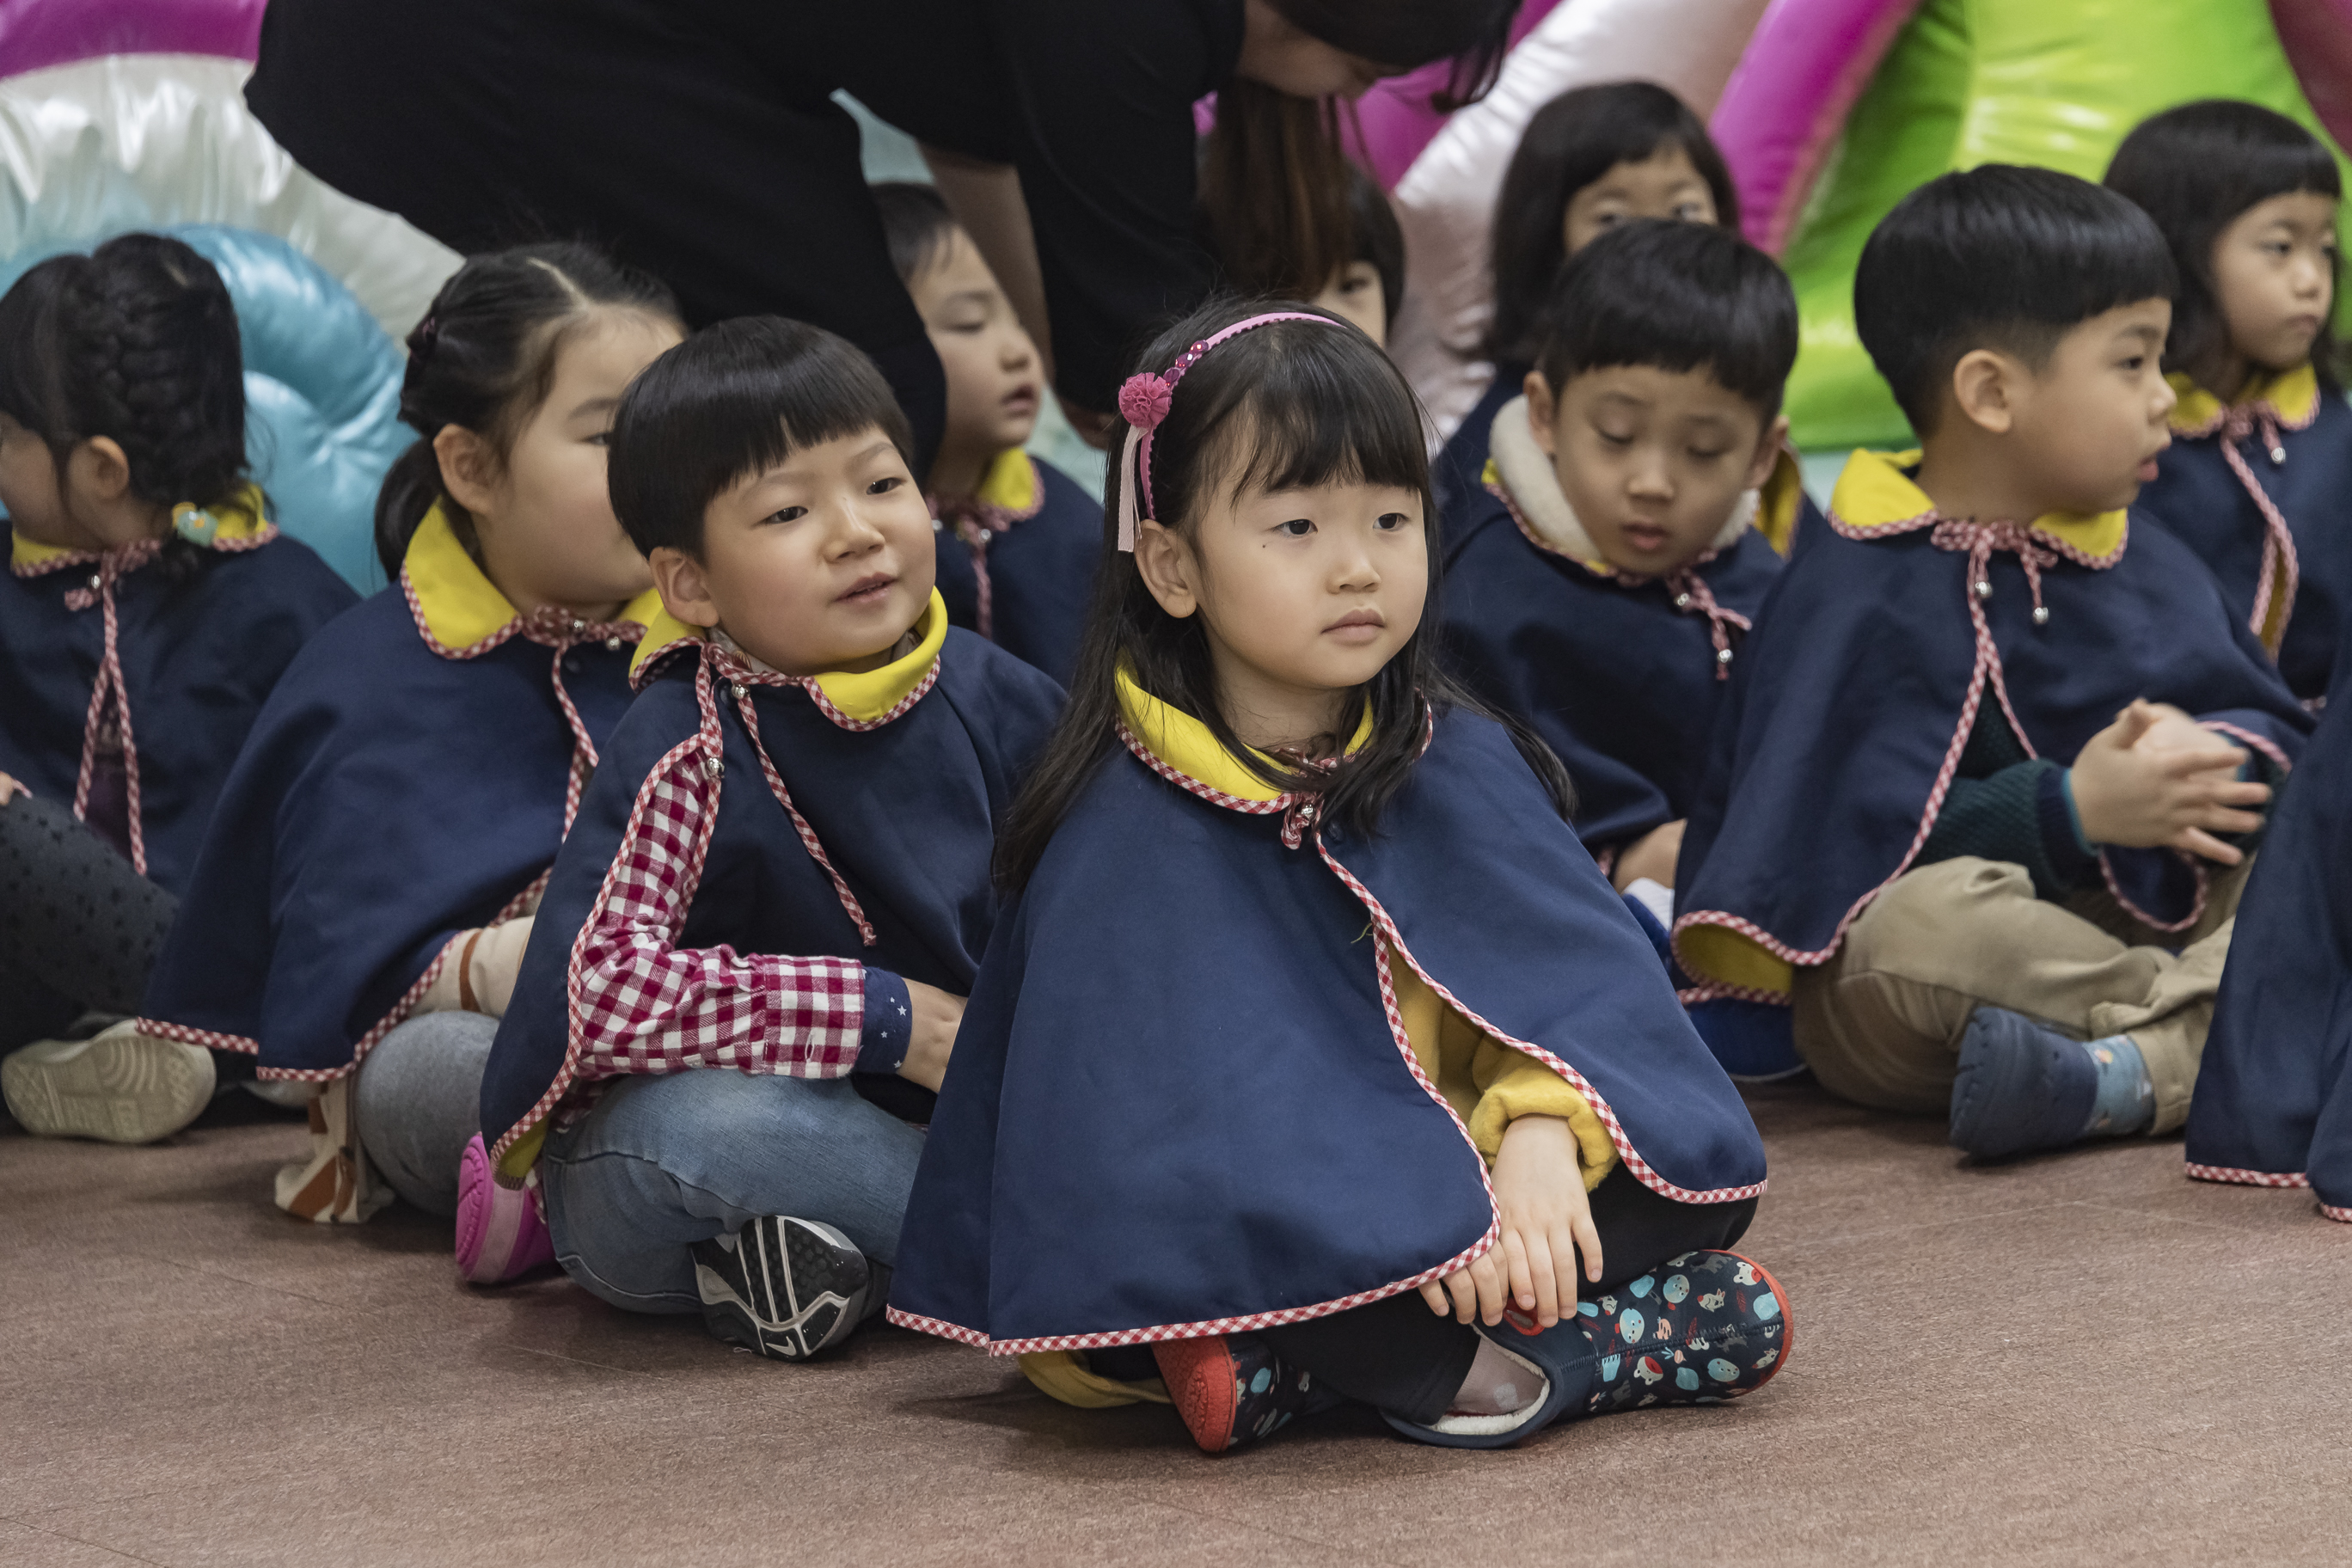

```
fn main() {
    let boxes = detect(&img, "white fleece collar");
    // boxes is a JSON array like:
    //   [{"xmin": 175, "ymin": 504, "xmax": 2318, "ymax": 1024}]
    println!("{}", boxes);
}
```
[{"xmin": 1487, "ymin": 394, "xmax": 1756, "ymax": 571}]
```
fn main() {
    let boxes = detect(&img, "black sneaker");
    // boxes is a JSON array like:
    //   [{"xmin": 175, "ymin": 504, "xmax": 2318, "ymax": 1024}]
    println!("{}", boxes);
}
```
[{"xmin": 691, "ymin": 1216, "xmax": 872, "ymax": 1362}]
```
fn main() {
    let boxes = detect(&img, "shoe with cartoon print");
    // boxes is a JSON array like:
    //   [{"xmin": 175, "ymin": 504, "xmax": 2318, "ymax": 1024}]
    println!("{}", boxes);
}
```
[
  {"xmin": 1383, "ymin": 1249, "xmax": 1792, "ymax": 1449},
  {"xmin": 1152, "ymin": 1333, "xmax": 1335, "ymax": 1454}
]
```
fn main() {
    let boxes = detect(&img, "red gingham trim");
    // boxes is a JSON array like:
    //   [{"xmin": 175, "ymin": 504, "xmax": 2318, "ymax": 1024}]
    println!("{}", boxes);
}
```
[
  {"xmin": 1675, "ymin": 981, "xmax": 1792, "ymax": 1008},
  {"xmin": 2204, "ymin": 720, "xmax": 2295, "ymax": 778},
  {"xmin": 2186, "ymin": 1161, "xmax": 2309, "ymax": 1188},
  {"xmin": 935, "ymin": 455, "xmax": 1045, "ymax": 645},
  {"xmin": 2173, "ymin": 392, "xmax": 2315, "ymax": 652},
  {"xmin": 2324, "ymin": 1203, "xmax": 2352, "ymax": 1224},
  {"xmin": 707, "ymin": 653, "xmax": 879, "ymax": 946},
  {"xmin": 61, "ymin": 544, "xmax": 162, "ymax": 876},
  {"xmin": 137, "ymin": 1019, "xmax": 258, "ymax": 1054}
]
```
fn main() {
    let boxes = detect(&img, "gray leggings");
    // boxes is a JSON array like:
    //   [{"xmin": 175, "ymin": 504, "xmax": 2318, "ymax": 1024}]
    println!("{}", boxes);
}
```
[
  {"xmin": 0, "ymin": 793, "xmax": 175, "ymax": 1052},
  {"xmin": 352, "ymin": 1010, "xmax": 496, "ymax": 1216}
]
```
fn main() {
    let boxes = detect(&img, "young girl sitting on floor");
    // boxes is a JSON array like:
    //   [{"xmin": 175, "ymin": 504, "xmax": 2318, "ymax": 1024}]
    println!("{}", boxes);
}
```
[
  {"xmin": 1436, "ymin": 82, "xmax": 1743, "ymax": 524},
  {"xmin": 2106, "ymin": 100, "xmax": 2350, "ymax": 701},
  {"xmin": 888, "ymin": 303, "xmax": 1786, "ymax": 1454},
  {"xmin": 140, "ymin": 243, "xmax": 683, "ymax": 1228},
  {"xmin": 873, "ymin": 183, "xmax": 1100, "ymax": 685},
  {"xmin": 0, "ymin": 236, "xmax": 356, "ymax": 1143}
]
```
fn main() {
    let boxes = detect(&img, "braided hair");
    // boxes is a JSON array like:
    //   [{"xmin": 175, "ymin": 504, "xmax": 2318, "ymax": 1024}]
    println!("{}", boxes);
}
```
[
  {"xmin": 0, "ymin": 234, "xmax": 248, "ymax": 515},
  {"xmin": 376, "ymin": 242, "xmax": 681, "ymax": 577}
]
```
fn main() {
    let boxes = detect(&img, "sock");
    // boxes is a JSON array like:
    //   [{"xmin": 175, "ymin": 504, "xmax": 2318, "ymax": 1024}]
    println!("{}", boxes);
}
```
[
  {"xmin": 1448, "ymin": 1335, "xmax": 1544, "ymax": 1417},
  {"xmin": 2077, "ymin": 1034, "xmax": 2153, "ymax": 1137}
]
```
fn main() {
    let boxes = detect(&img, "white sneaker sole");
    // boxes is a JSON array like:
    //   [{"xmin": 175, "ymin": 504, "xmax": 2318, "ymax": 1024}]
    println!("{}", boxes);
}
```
[{"xmin": 2, "ymin": 1028, "xmax": 216, "ymax": 1143}]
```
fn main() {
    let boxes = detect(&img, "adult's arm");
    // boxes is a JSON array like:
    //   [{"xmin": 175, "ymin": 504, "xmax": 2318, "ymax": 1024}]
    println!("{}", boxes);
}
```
[{"xmin": 992, "ymin": 0, "xmax": 1243, "ymax": 412}]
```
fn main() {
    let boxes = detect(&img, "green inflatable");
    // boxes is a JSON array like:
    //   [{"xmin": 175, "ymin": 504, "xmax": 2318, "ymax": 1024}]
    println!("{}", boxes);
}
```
[{"xmin": 1780, "ymin": 0, "xmax": 2352, "ymax": 450}]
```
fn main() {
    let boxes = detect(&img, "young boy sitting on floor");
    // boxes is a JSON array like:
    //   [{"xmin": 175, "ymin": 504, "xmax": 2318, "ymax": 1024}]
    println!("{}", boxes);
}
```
[
  {"xmin": 1441, "ymin": 219, "xmax": 1812, "ymax": 909},
  {"xmin": 872, "ymin": 183, "xmax": 1101, "ymax": 686},
  {"xmin": 1673, "ymin": 166, "xmax": 2312, "ymax": 1162},
  {"xmin": 467, "ymin": 318, "xmax": 1063, "ymax": 1357}
]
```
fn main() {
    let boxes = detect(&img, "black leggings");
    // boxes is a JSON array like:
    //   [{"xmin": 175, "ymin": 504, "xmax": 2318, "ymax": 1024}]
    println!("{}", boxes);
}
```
[
  {"xmin": 1261, "ymin": 1167, "xmax": 1759, "ymax": 1425},
  {"xmin": 0, "ymin": 793, "xmax": 177, "ymax": 1052}
]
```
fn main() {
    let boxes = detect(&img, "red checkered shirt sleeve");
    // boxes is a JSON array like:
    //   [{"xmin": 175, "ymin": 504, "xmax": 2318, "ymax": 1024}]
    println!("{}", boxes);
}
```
[{"xmin": 567, "ymin": 741, "xmax": 865, "ymax": 1080}]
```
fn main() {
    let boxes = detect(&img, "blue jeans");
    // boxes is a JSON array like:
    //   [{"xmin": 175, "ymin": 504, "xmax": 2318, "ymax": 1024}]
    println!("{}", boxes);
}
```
[
  {"xmin": 539, "ymin": 1071, "xmax": 927, "ymax": 1314},
  {"xmin": 353, "ymin": 1010, "xmax": 495, "ymax": 1216}
]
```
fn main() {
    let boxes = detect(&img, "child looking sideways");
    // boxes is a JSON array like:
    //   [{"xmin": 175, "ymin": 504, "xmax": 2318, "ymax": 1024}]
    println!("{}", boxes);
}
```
[
  {"xmin": 1436, "ymin": 83, "xmax": 1741, "ymax": 520},
  {"xmin": 873, "ymin": 182, "xmax": 1099, "ymax": 685},
  {"xmin": 473, "ymin": 319, "xmax": 1061, "ymax": 1357},
  {"xmin": 2106, "ymin": 101, "xmax": 2350, "ymax": 701},
  {"xmin": 1442, "ymin": 220, "xmax": 1810, "ymax": 904},
  {"xmin": 0, "ymin": 236, "xmax": 355, "ymax": 1144},
  {"xmin": 890, "ymin": 303, "xmax": 1785, "ymax": 1455},
  {"xmin": 142, "ymin": 243, "xmax": 682, "ymax": 1223},
  {"xmin": 1675, "ymin": 168, "xmax": 2312, "ymax": 1164}
]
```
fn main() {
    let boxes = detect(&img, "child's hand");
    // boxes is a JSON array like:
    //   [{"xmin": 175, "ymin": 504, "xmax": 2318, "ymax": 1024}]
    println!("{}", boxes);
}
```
[
  {"xmin": 0, "ymin": 772, "xmax": 20, "ymax": 806},
  {"xmin": 1612, "ymin": 818, "xmax": 1686, "ymax": 892},
  {"xmin": 1417, "ymin": 1115, "xmax": 1601, "ymax": 1329},
  {"xmin": 2068, "ymin": 699, "xmax": 2270, "ymax": 864},
  {"xmin": 897, "ymin": 979, "xmax": 966, "ymax": 1092}
]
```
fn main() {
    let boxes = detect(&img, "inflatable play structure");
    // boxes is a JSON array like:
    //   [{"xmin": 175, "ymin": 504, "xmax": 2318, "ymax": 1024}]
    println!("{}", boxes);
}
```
[
  {"xmin": 1365, "ymin": 0, "xmax": 2352, "ymax": 452},
  {"xmin": 9, "ymin": 0, "xmax": 2352, "ymax": 550}
]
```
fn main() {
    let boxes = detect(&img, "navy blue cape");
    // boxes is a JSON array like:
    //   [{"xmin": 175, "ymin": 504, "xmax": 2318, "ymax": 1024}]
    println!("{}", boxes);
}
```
[
  {"xmin": 2184, "ymin": 632, "xmax": 2352, "ymax": 1208},
  {"xmin": 2136, "ymin": 386, "xmax": 2352, "ymax": 701},
  {"xmin": 1675, "ymin": 509, "xmax": 2312, "ymax": 991},
  {"xmin": 887, "ymin": 710, "xmax": 1767, "ymax": 1355},
  {"xmin": 479, "ymin": 629, "xmax": 1063, "ymax": 1155},
  {"xmin": 1442, "ymin": 499, "xmax": 1785, "ymax": 853},
  {"xmin": 1, "ymin": 532, "xmax": 354, "ymax": 894},
  {"xmin": 934, "ymin": 456, "xmax": 1102, "ymax": 688},
  {"xmin": 140, "ymin": 589, "xmax": 639, "ymax": 1074}
]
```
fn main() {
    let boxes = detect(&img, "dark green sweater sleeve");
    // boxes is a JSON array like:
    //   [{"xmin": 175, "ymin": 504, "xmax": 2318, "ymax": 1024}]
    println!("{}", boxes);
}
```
[{"xmin": 1918, "ymin": 707, "xmax": 2098, "ymax": 900}]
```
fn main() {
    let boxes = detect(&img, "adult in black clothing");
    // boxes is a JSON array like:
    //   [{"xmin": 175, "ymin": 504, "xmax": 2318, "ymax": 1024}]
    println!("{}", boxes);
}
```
[{"xmin": 246, "ymin": 0, "xmax": 1512, "ymax": 472}]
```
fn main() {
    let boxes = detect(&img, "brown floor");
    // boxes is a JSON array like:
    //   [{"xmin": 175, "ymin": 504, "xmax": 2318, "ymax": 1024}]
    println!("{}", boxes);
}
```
[{"xmin": 5, "ymin": 1079, "xmax": 2349, "ymax": 1567}]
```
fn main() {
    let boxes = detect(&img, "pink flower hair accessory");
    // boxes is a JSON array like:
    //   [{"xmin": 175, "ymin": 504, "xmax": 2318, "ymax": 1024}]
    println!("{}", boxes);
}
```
[{"xmin": 1113, "ymin": 309, "xmax": 1344, "ymax": 552}]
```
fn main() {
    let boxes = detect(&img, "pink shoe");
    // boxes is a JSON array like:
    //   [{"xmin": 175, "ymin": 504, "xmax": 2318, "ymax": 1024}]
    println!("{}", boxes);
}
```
[{"xmin": 454, "ymin": 1134, "xmax": 556, "ymax": 1283}]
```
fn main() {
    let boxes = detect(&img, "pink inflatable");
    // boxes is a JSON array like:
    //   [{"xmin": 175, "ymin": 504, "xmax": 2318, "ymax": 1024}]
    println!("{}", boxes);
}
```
[
  {"xmin": 2275, "ymin": 0, "xmax": 2352, "ymax": 156},
  {"xmin": 0, "ymin": 0, "xmax": 261, "ymax": 81}
]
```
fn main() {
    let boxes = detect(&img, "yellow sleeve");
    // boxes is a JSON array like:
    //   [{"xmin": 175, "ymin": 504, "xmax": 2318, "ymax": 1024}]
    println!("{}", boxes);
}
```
[
  {"xmin": 1018, "ymin": 1351, "xmax": 1170, "ymax": 1408},
  {"xmin": 1461, "ymin": 1021, "xmax": 1619, "ymax": 1190}
]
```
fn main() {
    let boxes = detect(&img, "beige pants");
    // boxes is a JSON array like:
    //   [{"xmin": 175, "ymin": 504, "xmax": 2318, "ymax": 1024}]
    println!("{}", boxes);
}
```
[{"xmin": 1792, "ymin": 855, "xmax": 2249, "ymax": 1134}]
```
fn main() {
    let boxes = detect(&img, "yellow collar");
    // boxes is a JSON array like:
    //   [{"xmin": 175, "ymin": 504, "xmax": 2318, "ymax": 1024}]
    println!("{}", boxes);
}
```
[
  {"xmin": 11, "ymin": 481, "xmax": 273, "ymax": 570},
  {"xmin": 1114, "ymin": 665, "xmax": 1372, "ymax": 802},
  {"xmin": 405, "ymin": 502, "xmax": 662, "ymax": 655},
  {"xmin": 975, "ymin": 448, "xmax": 1039, "ymax": 513},
  {"xmin": 634, "ymin": 589, "xmax": 951, "ymax": 723},
  {"xmin": 2168, "ymin": 364, "xmax": 2319, "ymax": 433},
  {"xmin": 1828, "ymin": 449, "xmax": 2128, "ymax": 558}
]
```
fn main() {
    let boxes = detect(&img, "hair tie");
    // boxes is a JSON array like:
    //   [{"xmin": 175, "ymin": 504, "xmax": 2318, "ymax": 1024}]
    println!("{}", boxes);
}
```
[
  {"xmin": 413, "ymin": 314, "xmax": 441, "ymax": 358},
  {"xmin": 1114, "ymin": 310, "xmax": 1344, "ymax": 553}
]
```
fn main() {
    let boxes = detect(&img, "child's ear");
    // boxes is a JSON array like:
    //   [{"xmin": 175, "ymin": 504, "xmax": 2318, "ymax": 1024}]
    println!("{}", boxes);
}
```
[
  {"xmin": 1948, "ymin": 349, "xmax": 2019, "ymax": 437},
  {"xmin": 1522, "ymin": 369, "xmax": 1561, "ymax": 458},
  {"xmin": 1132, "ymin": 519, "xmax": 1198, "ymax": 619},
  {"xmin": 1744, "ymin": 414, "xmax": 1791, "ymax": 491},
  {"xmin": 432, "ymin": 424, "xmax": 501, "ymax": 517},
  {"xmin": 648, "ymin": 545, "xmax": 721, "ymax": 628},
  {"xmin": 64, "ymin": 437, "xmax": 134, "ymax": 504}
]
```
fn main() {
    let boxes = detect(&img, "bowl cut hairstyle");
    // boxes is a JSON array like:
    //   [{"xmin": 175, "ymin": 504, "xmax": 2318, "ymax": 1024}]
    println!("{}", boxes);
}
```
[
  {"xmin": 608, "ymin": 316, "xmax": 916, "ymax": 560},
  {"xmin": 1855, "ymin": 164, "xmax": 2179, "ymax": 437}
]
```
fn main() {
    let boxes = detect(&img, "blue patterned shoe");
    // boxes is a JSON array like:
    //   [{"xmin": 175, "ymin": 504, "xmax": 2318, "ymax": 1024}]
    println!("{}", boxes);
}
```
[
  {"xmin": 1384, "ymin": 1250, "xmax": 1792, "ymax": 1448},
  {"xmin": 1949, "ymin": 1007, "xmax": 2099, "ymax": 1161},
  {"xmin": 1153, "ymin": 1334, "xmax": 1334, "ymax": 1454}
]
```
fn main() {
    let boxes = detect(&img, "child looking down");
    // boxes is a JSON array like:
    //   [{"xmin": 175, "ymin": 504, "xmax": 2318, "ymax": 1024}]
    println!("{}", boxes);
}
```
[
  {"xmin": 890, "ymin": 302, "xmax": 1785, "ymax": 1455},
  {"xmin": 1675, "ymin": 167, "xmax": 2312, "ymax": 1164},
  {"xmin": 473, "ymin": 318, "xmax": 1062, "ymax": 1360}
]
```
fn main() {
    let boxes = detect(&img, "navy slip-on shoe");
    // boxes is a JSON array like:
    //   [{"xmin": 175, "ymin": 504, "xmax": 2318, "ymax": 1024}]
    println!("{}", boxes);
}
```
[
  {"xmin": 1154, "ymin": 1333, "xmax": 1343, "ymax": 1454},
  {"xmin": 1949, "ymin": 1007, "xmax": 2098, "ymax": 1161}
]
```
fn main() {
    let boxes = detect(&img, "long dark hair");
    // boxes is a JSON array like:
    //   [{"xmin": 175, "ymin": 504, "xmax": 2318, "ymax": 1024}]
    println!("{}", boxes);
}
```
[
  {"xmin": 374, "ymin": 241, "xmax": 679, "ymax": 577},
  {"xmin": 995, "ymin": 298, "xmax": 1574, "ymax": 891},
  {"xmin": 1483, "ymin": 82, "xmax": 1739, "ymax": 365},
  {"xmin": 2105, "ymin": 100, "xmax": 2343, "ymax": 394},
  {"xmin": 1268, "ymin": 0, "xmax": 1516, "ymax": 111},
  {"xmin": 1197, "ymin": 93, "xmax": 1407, "ymax": 332},
  {"xmin": 0, "ymin": 234, "xmax": 248, "ymax": 513}
]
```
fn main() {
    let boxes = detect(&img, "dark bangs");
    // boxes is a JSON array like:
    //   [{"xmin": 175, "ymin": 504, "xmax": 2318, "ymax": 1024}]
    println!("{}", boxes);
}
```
[
  {"xmin": 994, "ymin": 298, "xmax": 1574, "ymax": 891},
  {"xmin": 1856, "ymin": 165, "xmax": 2179, "ymax": 436},
  {"xmin": 608, "ymin": 315, "xmax": 915, "ymax": 557},
  {"xmin": 2105, "ymin": 100, "xmax": 2344, "ymax": 390},
  {"xmin": 0, "ymin": 255, "xmax": 79, "ymax": 443}
]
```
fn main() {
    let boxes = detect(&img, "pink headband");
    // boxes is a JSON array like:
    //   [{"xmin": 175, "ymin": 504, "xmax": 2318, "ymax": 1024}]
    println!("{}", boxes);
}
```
[{"xmin": 1112, "ymin": 310, "xmax": 1340, "ymax": 552}]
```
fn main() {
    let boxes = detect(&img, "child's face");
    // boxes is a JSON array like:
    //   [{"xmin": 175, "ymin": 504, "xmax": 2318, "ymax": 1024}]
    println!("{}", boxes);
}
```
[
  {"xmin": 1134, "ymin": 456, "xmax": 1425, "ymax": 747},
  {"xmin": 1526, "ymin": 364, "xmax": 1783, "ymax": 577},
  {"xmin": 658, "ymin": 426, "xmax": 936, "ymax": 677},
  {"xmin": 907, "ymin": 230, "xmax": 1042, "ymax": 480},
  {"xmin": 2209, "ymin": 190, "xmax": 2337, "ymax": 378},
  {"xmin": 1563, "ymin": 146, "xmax": 1718, "ymax": 257},
  {"xmin": 1973, "ymin": 299, "xmax": 2177, "ymax": 516},
  {"xmin": 0, "ymin": 413, "xmax": 71, "ymax": 545},
  {"xmin": 1312, "ymin": 261, "xmax": 1387, "ymax": 349},
  {"xmin": 452, "ymin": 309, "xmax": 680, "ymax": 613}
]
